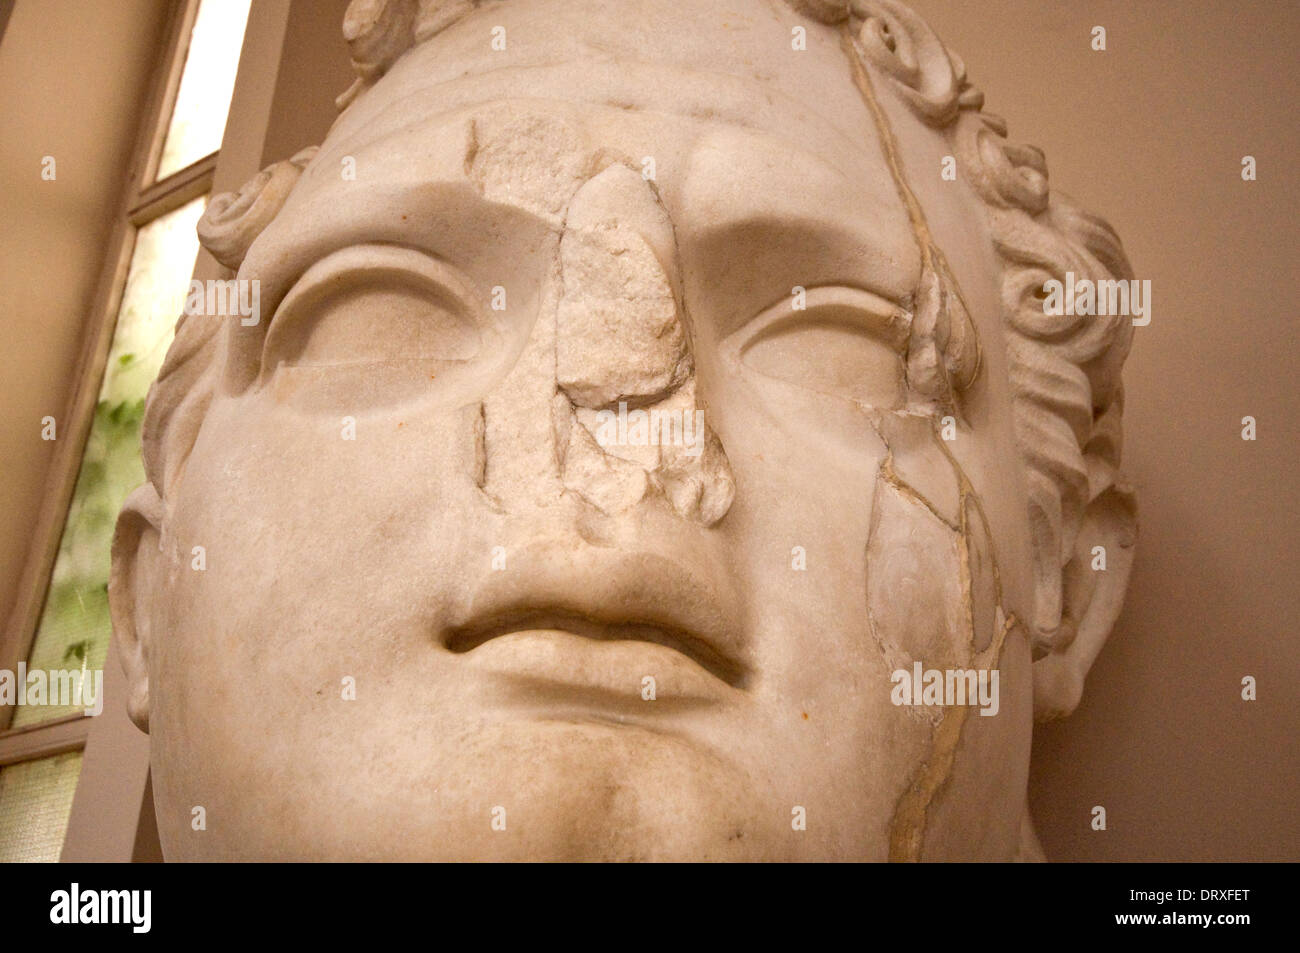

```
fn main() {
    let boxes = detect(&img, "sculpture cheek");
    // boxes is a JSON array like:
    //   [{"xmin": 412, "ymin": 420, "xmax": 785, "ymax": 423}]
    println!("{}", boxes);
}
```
[
  {"xmin": 865, "ymin": 410, "xmax": 1019, "ymax": 860},
  {"xmin": 867, "ymin": 411, "xmax": 1006, "ymax": 663},
  {"xmin": 866, "ymin": 463, "xmax": 967, "ymax": 681}
]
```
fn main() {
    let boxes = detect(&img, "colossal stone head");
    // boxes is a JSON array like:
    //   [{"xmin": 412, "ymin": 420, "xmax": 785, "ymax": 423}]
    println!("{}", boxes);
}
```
[{"xmin": 110, "ymin": 0, "xmax": 1137, "ymax": 860}]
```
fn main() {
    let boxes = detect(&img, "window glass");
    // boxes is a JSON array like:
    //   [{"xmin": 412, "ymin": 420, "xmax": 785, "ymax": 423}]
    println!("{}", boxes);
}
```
[
  {"xmin": 13, "ymin": 196, "xmax": 206, "ymax": 729},
  {"xmin": 155, "ymin": 0, "xmax": 252, "ymax": 180},
  {"xmin": 0, "ymin": 752, "xmax": 84, "ymax": 862}
]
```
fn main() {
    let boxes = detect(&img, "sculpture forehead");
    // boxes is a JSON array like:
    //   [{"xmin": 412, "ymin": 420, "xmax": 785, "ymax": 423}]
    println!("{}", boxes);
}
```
[
  {"xmin": 247, "ymin": 4, "xmax": 924, "ymax": 308},
  {"xmin": 329, "ymin": 0, "xmax": 872, "ymax": 151},
  {"xmin": 318, "ymin": 0, "xmax": 913, "ymax": 232}
]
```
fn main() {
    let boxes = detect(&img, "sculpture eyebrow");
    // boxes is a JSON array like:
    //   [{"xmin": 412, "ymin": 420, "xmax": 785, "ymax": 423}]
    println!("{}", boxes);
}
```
[
  {"xmin": 841, "ymin": 31, "xmax": 937, "ymax": 281},
  {"xmin": 678, "ymin": 205, "xmax": 916, "ymax": 341},
  {"xmin": 255, "ymin": 178, "xmax": 554, "ymax": 329},
  {"xmin": 839, "ymin": 24, "xmax": 981, "ymax": 409}
]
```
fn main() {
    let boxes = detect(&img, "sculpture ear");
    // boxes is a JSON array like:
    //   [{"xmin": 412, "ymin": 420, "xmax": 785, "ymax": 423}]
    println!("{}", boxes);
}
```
[
  {"xmin": 1032, "ymin": 485, "xmax": 1137, "ymax": 720},
  {"xmin": 109, "ymin": 484, "xmax": 166, "ymax": 732}
]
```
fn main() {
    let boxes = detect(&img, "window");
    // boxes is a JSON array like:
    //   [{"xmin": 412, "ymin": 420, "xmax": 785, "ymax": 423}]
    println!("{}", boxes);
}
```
[{"xmin": 0, "ymin": 0, "xmax": 252, "ymax": 861}]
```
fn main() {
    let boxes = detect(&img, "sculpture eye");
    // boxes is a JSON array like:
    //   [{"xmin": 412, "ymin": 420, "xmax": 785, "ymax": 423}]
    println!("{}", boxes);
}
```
[
  {"xmin": 730, "ymin": 286, "xmax": 911, "ymax": 409},
  {"xmin": 261, "ymin": 244, "xmax": 491, "ymax": 412}
]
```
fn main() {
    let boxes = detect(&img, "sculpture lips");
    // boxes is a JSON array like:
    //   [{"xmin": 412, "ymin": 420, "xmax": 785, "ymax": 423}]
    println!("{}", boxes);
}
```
[
  {"xmin": 441, "ymin": 545, "xmax": 749, "ymax": 696},
  {"xmin": 448, "ymin": 611, "xmax": 745, "ymax": 691},
  {"xmin": 453, "ymin": 627, "xmax": 745, "ymax": 714}
]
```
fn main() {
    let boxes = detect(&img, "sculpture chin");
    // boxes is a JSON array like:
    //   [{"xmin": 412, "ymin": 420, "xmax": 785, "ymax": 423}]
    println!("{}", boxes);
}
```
[{"xmin": 417, "ymin": 719, "xmax": 780, "ymax": 863}]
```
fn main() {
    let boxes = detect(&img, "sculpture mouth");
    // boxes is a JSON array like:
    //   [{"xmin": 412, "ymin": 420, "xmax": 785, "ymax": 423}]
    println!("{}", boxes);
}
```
[
  {"xmin": 446, "ymin": 608, "xmax": 746, "ymax": 690},
  {"xmin": 440, "ymin": 548, "xmax": 750, "ymax": 701}
]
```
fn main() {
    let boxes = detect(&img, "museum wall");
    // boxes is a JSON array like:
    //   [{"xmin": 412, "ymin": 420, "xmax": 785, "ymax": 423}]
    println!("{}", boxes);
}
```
[{"xmin": 907, "ymin": 0, "xmax": 1299, "ymax": 860}]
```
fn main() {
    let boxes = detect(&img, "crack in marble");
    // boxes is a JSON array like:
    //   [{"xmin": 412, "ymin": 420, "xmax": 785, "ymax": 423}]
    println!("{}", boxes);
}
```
[{"xmin": 866, "ymin": 412, "xmax": 1017, "ymax": 861}]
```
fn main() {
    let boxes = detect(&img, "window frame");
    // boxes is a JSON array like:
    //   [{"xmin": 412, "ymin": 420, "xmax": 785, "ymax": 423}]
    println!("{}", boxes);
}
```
[{"xmin": 0, "ymin": 0, "xmax": 219, "ymax": 766}]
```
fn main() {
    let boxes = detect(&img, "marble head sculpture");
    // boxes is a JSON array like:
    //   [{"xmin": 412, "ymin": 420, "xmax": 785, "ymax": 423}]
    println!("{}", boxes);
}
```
[{"xmin": 109, "ymin": 0, "xmax": 1137, "ymax": 860}]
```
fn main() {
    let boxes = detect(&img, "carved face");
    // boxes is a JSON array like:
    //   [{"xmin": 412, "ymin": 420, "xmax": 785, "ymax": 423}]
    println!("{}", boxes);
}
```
[{"xmin": 134, "ymin": 0, "xmax": 1057, "ymax": 860}]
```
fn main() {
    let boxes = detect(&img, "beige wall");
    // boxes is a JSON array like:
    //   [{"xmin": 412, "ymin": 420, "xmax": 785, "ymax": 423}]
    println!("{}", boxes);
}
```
[
  {"xmin": 260, "ymin": 0, "xmax": 353, "ymax": 167},
  {"xmin": 0, "ymin": 0, "xmax": 170, "ymax": 641},
  {"xmin": 908, "ymin": 0, "xmax": 1300, "ymax": 861}
]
